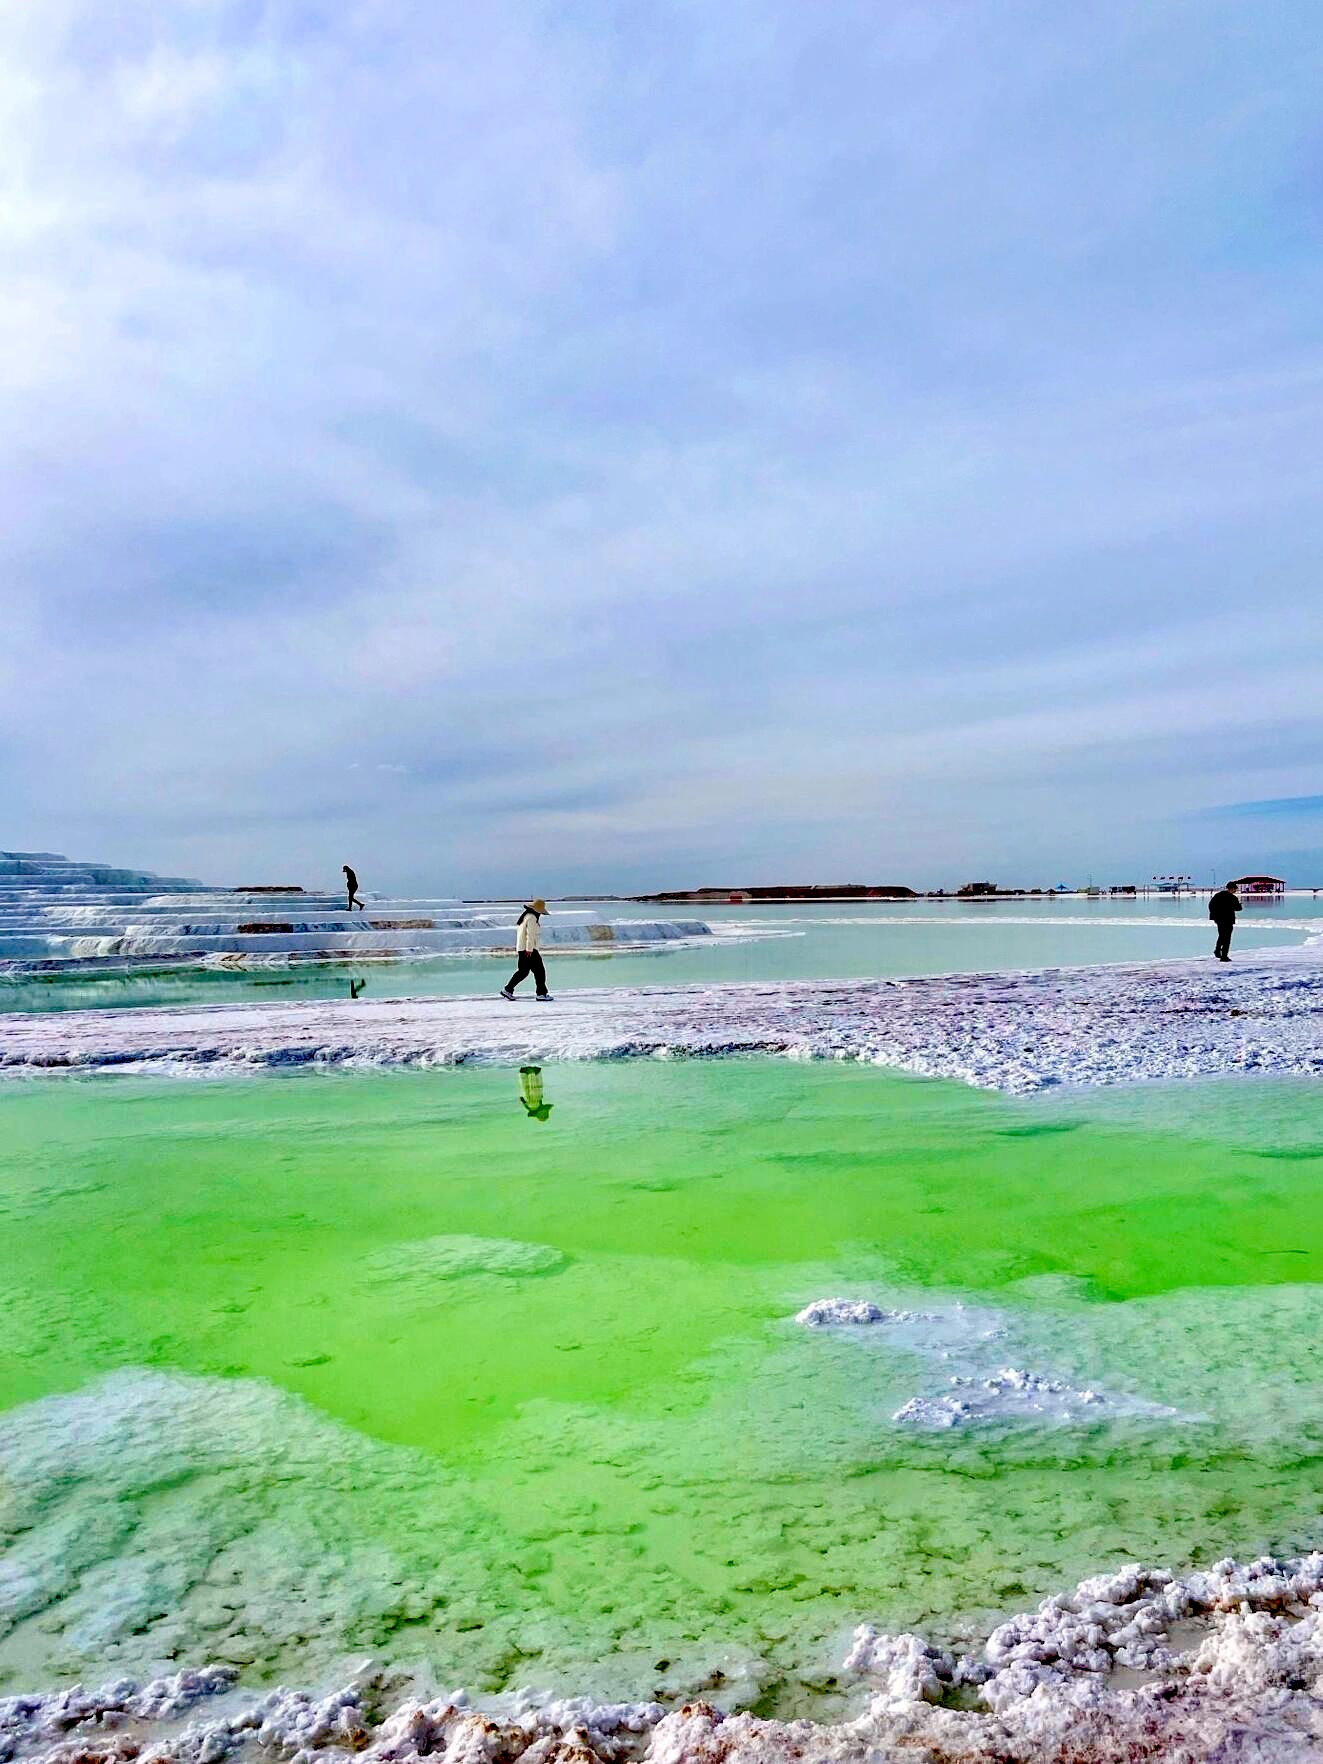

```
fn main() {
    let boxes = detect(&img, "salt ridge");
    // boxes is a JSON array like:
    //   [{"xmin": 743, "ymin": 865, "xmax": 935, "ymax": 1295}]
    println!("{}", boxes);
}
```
[
  {"xmin": 9, "ymin": 1553, "xmax": 1323, "ymax": 1762},
  {"xmin": 5, "ymin": 943, "xmax": 1323, "ymax": 1092}
]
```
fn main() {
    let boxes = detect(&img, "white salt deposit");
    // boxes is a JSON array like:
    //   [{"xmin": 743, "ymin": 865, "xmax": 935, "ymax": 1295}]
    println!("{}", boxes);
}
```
[
  {"xmin": 0, "ymin": 850, "xmax": 710, "ymax": 973},
  {"xmin": 794, "ymin": 1298, "xmax": 891, "ymax": 1326},
  {"xmin": 6, "ymin": 941, "xmax": 1322, "ymax": 1092},
  {"xmin": 893, "ymin": 1369, "xmax": 1108, "ymax": 1429},
  {"xmin": 12, "ymin": 1553, "xmax": 1323, "ymax": 1761},
  {"xmin": 795, "ymin": 1296, "xmax": 1188, "ymax": 1431}
]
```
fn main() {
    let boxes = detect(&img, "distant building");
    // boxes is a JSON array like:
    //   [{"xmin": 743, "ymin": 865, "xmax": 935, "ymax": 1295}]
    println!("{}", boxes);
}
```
[
  {"xmin": 1227, "ymin": 874, "xmax": 1286, "ymax": 896},
  {"xmin": 957, "ymin": 881, "xmax": 999, "ymax": 896}
]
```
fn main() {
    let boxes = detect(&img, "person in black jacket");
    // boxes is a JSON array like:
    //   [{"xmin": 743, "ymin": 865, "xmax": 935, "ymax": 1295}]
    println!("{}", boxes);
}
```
[
  {"xmin": 343, "ymin": 864, "xmax": 364, "ymax": 911},
  {"xmin": 1208, "ymin": 884, "xmax": 1242, "ymax": 961}
]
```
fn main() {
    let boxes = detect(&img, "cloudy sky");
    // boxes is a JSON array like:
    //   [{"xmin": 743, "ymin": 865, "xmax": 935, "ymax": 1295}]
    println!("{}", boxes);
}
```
[{"xmin": 3, "ymin": 1, "xmax": 1322, "ymax": 894}]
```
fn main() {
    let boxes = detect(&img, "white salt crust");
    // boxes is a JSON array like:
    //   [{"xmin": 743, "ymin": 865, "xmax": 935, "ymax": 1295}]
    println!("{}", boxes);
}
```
[
  {"xmin": 9, "ymin": 1554, "xmax": 1323, "ymax": 1762},
  {"xmin": 795, "ymin": 1299, "xmax": 1188, "ymax": 1429},
  {"xmin": 4, "ymin": 942, "xmax": 1322, "ymax": 1093},
  {"xmin": 0, "ymin": 850, "xmax": 711, "ymax": 969}
]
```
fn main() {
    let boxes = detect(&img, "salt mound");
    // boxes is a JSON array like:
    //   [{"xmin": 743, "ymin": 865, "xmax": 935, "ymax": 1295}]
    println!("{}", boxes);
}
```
[{"xmin": 794, "ymin": 1298, "xmax": 891, "ymax": 1326}]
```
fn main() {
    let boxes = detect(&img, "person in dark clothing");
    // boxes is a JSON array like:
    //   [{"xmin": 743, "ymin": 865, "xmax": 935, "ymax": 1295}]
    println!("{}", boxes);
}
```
[
  {"xmin": 343, "ymin": 864, "xmax": 364, "ymax": 911},
  {"xmin": 1208, "ymin": 884, "xmax": 1242, "ymax": 961},
  {"xmin": 501, "ymin": 899, "xmax": 553, "ymax": 1000}
]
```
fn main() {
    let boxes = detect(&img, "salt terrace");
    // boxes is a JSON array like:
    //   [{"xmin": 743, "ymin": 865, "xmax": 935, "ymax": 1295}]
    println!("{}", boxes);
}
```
[{"xmin": 0, "ymin": 850, "xmax": 706, "ymax": 971}]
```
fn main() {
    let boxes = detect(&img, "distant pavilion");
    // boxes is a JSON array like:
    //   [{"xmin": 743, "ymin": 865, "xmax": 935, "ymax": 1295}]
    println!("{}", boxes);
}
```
[{"xmin": 1227, "ymin": 874, "xmax": 1286, "ymax": 896}]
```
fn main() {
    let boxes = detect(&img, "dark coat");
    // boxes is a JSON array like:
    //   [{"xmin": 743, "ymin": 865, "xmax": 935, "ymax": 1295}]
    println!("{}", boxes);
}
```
[{"xmin": 1208, "ymin": 888, "xmax": 1241, "ymax": 923}]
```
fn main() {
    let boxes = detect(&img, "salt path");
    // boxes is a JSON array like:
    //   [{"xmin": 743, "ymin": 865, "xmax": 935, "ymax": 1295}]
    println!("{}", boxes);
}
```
[
  {"xmin": 4, "ymin": 936, "xmax": 1322, "ymax": 1091},
  {"xmin": 0, "ymin": 850, "xmax": 706, "ymax": 968}
]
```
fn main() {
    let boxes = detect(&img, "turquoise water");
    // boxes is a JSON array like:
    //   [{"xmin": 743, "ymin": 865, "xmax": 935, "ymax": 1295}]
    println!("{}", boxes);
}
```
[{"xmin": 4, "ymin": 894, "xmax": 1319, "ymax": 1014}]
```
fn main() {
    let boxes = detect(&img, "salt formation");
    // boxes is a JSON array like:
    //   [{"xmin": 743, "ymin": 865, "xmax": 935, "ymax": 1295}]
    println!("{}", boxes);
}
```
[
  {"xmin": 795, "ymin": 1297, "xmax": 1188, "ymax": 1430},
  {"xmin": 10, "ymin": 1554, "xmax": 1323, "ymax": 1762},
  {"xmin": 8, "ymin": 943, "xmax": 1321, "ymax": 1088},
  {"xmin": 892, "ymin": 1369, "xmax": 1107, "ymax": 1428},
  {"xmin": 0, "ymin": 850, "xmax": 708, "ymax": 974},
  {"xmin": 794, "ymin": 1298, "xmax": 890, "ymax": 1326}
]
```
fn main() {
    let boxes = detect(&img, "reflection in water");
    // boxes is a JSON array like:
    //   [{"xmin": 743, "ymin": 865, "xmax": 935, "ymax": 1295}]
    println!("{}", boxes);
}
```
[
  {"xmin": 519, "ymin": 1065, "xmax": 553, "ymax": 1121},
  {"xmin": 348, "ymin": 978, "xmax": 367, "ymax": 999}
]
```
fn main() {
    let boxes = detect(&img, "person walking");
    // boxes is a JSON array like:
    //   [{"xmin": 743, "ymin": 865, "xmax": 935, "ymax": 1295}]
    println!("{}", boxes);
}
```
[
  {"xmin": 343, "ymin": 864, "xmax": 364, "ymax": 911},
  {"xmin": 1208, "ymin": 882, "xmax": 1242, "ymax": 961},
  {"xmin": 501, "ymin": 898, "xmax": 553, "ymax": 1000}
]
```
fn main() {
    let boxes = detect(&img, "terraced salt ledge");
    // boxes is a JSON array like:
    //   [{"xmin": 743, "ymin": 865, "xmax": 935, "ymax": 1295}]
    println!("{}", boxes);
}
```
[
  {"xmin": 0, "ymin": 850, "xmax": 708, "ymax": 970},
  {"xmin": 5, "ymin": 938, "xmax": 1322, "ymax": 1090}
]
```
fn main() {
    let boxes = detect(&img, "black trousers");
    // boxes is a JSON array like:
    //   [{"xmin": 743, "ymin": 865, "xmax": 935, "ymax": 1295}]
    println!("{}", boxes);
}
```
[
  {"xmin": 1213, "ymin": 919, "xmax": 1235, "ymax": 958},
  {"xmin": 506, "ymin": 950, "xmax": 548, "ymax": 995}
]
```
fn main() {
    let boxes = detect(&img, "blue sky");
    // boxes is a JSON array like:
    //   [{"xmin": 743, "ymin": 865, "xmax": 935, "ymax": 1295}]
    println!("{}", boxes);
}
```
[{"xmin": 3, "ymin": 0, "xmax": 1322, "ymax": 893}]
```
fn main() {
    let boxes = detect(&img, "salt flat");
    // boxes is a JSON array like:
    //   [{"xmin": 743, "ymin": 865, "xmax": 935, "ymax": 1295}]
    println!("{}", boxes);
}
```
[{"xmin": 4, "ymin": 942, "xmax": 1322, "ymax": 1092}]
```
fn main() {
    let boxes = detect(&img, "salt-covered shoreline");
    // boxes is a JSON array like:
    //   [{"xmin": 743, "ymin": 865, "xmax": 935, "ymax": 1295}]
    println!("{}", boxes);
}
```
[
  {"xmin": 8, "ymin": 1552, "xmax": 1323, "ymax": 1762},
  {"xmin": 4, "ymin": 941, "xmax": 1322, "ymax": 1092}
]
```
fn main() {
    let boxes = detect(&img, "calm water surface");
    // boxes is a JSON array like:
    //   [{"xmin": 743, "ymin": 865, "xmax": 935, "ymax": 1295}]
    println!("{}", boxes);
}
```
[
  {"xmin": 4, "ymin": 893, "xmax": 1320, "ymax": 1014},
  {"xmin": 5, "ymin": 1060, "xmax": 1323, "ymax": 1706}
]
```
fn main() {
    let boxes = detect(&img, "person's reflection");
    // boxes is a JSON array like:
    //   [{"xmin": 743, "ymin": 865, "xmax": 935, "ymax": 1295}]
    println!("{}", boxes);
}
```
[
  {"xmin": 348, "ymin": 977, "xmax": 367, "ymax": 999},
  {"xmin": 519, "ymin": 1065, "xmax": 553, "ymax": 1121}
]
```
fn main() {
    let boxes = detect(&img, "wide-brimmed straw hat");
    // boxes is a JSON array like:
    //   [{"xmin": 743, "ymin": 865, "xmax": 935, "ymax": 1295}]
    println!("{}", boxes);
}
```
[{"xmin": 529, "ymin": 898, "xmax": 547, "ymax": 913}]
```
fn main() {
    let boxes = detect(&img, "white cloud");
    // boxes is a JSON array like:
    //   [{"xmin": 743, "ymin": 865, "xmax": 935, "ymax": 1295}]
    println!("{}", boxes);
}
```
[{"xmin": 2, "ymin": 0, "xmax": 1322, "ymax": 890}]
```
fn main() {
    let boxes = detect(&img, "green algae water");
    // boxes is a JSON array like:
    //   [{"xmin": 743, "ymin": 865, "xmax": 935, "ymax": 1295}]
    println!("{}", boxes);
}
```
[{"xmin": 5, "ymin": 1060, "xmax": 1323, "ymax": 1711}]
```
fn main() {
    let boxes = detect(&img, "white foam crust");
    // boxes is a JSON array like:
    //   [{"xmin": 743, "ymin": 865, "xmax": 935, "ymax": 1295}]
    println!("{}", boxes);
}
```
[
  {"xmin": 10, "ymin": 1553, "xmax": 1323, "ymax": 1762},
  {"xmin": 5, "ymin": 942, "xmax": 1322, "ymax": 1091}
]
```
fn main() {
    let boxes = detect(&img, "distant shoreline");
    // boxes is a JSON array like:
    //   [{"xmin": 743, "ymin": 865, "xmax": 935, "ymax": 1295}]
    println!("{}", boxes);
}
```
[{"xmin": 545, "ymin": 885, "xmax": 1316, "ymax": 905}]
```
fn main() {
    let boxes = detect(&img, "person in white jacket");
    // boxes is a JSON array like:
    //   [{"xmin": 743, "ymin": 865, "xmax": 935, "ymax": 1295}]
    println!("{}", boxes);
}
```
[{"xmin": 500, "ymin": 898, "xmax": 553, "ymax": 1000}]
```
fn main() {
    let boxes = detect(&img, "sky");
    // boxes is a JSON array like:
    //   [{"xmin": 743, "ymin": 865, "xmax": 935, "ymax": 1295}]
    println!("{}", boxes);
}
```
[{"xmin": 2, "ymin": 0, "xmax": 1322, "ymax": 896}]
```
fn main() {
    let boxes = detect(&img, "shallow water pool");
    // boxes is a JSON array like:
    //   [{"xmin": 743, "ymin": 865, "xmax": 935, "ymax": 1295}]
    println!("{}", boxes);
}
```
[{"xmin": 4, "ymin": 1060, "xmax": 1323, "ymax": 1711}]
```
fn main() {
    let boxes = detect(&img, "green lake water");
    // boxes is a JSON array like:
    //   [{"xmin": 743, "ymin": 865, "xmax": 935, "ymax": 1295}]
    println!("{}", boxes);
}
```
[{"xmin": 4, "ymin": 1059, "xmax": 1323, "ymax": 1710}]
